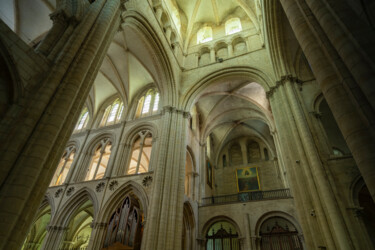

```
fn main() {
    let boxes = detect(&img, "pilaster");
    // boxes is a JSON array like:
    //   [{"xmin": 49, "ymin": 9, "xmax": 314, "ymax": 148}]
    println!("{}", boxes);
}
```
[{"xmin": 142, "ymin": 106, "xmax": 189, "ymax": 250}]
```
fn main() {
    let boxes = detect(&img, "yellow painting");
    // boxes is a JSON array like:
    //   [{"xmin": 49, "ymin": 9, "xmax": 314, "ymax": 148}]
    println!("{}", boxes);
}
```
[{"xmin": 236, "ymin": 167, "xmax": 260, "ymax": 192}]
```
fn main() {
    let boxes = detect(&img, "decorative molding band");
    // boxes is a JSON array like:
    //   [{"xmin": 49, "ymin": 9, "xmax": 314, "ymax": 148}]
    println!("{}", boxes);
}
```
[
  {"xmin": 266, "ymin": 75, "xmax": 302, "ymax": 98},
  {"xmin": 309, "ymin": 111, "xmax": 322, "ymax": 119},
  {"xmin": 47, "ymin": 226, "xmax": 68, "ymax": 232},
  {"xmin": 162, "ymin": 106, "xmax": 190, "ymax": 118},
  {"xmin": 91, "ymin": 222, "xmax": 107, "ymax": 229}
]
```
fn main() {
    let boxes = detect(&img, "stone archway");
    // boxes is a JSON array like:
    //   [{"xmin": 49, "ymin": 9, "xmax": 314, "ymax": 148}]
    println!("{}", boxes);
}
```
[{"xmin": 259, "ymin": 216, "xmax": 303, "ymax": 250}]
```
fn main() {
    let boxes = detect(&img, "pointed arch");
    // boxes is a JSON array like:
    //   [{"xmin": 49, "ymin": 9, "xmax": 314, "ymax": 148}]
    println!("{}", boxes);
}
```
[
  {"xmin": 0, "ymin": 36, "xmax": 22, "ymax": 117},
  {"xmin": 182, "ymin": 67, "xmax": 274, "ymax": 112},
  {"xmin": 52, "ymin": 187, "xmax": 99, "ymax": 227},
  {"xmin": 98, "ymin": 180, "xmax": 149, "ymax": 222},
  {"xmin": 121, "ymin": 10, "xmax": 177, "ymax": 107}
]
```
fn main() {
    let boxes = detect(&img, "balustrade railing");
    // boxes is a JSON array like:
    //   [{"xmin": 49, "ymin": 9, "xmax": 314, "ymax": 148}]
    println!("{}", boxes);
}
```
[{"xmin": 201, "ymin": 189, "xmax": 292, "ymax": 206}]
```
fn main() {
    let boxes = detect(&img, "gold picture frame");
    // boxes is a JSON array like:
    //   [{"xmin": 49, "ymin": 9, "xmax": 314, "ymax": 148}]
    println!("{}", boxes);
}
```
[{"xmin": 235, "ymin": 167, "xmax": 260, "ymax": 193}]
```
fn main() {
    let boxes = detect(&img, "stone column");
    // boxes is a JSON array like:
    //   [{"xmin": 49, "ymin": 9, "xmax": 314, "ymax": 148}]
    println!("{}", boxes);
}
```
[
  {"xmin": 165, "ymin": 26, "xmax": 172, "ymax": 42},
  {"xmin": 283, "ymin": 77, "xmax": 352, "ymax": 249},
  {"xmin": 304, "ymin": 0, "xmax": 375, "ymax": 109},
  {"xmin": 0, "ymin": 0, "xmax": 122, "ymax": 248},
  {"xmin": 210, "ymin": 47, "xmax": 216, "ymax": 63},
  {"xmin": 279, "ymin": 0, "xmax": 375, "ymax": 201},
  {"xmin": 141, "ymin": 107, "xmax": 189, "ymax": 250},
  {"xmin": 246, "ymin": 36, "xmax": 251, "ymax": 51},
  {"xmin": 41, "ymin": 226, "xmax": 68, "ymax": 250},
  {"xmin": 199, "ymin": 142, "xmax": 207, "ymax": 200},
  {"xmin": 268, "ymin": 86, "xmax": 326, "ymax": 249},
  {"xmin": 87, "ymin": 222, "xmax": 107, "ymax": 250},
  {"xmin": 155, "ymin": 6, "xmax": 163, "ymax": 22},
  {"xmin": 227, "ymin": 42, "xmax": 234, "ymax": 57},
  {"xmin": 36, "ymin": 10, "xmax": 68, "ymax": 56}
]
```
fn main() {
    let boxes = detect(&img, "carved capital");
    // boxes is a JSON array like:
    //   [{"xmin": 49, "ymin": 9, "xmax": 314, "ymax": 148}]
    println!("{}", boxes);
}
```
[
  {"xmin": 92, "ymin": 222, "xmax": 107, "ymax": 229},
  {"xmin": 183, "ymin": 111, "xmax": 191, "ymax": 119},
  {"xmin": 162, "ymin": 106, "xmax": 175, "ymax": 114},
  {"xmin": 310, "ymin": 111, "xmax": 322, "ymax": 119},
  {"xmin": 50, "ymin": 10, "xmax": 67, "ymax": 24},
  {"xmin": 347, "ymin": 207, "xmax": 364, "ymax": 217},
  {"xmin": 266, "ymin": 75, "xmax": 302, "ymax": 99}
]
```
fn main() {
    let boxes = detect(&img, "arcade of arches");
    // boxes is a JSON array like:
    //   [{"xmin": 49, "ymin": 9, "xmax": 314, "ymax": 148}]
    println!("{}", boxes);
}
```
[{"xmin": 0, "ymin": 0, "xmax": 375, "ymax": 249}]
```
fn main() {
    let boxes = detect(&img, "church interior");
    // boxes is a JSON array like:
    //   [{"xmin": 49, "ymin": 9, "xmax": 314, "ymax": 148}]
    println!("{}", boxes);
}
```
[{"xmin": 0, "ymin": 0, "xmax": 375, "ymax": 249}]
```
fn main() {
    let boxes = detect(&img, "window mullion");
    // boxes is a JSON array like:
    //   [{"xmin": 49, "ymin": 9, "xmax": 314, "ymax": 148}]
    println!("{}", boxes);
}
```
[
  {"xmin": 55, "ymin": 156, "xmax": 69, "ymax": 185},
  {"xmin": 135, "ymin": 137, "xmax": 145, "ymax": 174},
  {"xmin": 93, "ymin": 148, "xmax": 105, "ymax": 179}
]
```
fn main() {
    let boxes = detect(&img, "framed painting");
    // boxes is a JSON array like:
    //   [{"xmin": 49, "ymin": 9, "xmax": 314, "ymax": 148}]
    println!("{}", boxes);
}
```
[
  {"xmin": 206, "ymin": 159, "xmax": 212, "ymax": 188},
  {"xmin": 235, "ymin": 167, "xmax": 260, "ymax": 192}
]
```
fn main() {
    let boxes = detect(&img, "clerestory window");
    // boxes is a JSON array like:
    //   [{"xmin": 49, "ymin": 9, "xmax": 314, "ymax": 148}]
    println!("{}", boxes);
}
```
[
  {"xmin": 135, "ymin": 89, "xmax": 160, "ymax": 118},
  {"xmin": 225, "ymin": 18, "xmax": 242, "ymax": 35},
  {"xmin": 85, "ymin": 139, "xmax": 112, "ymax": 181},
  {"xmin": 50, "ymin": 146, "xmax": 76, "ymax": 186},
  {"xmin": 74, "ymin": 107, "xmax": 89, "ymax": 132},
  {"xmin": 100, "ymin": 98, "xmax": 124, "ymax": 127},
  {"xmin": 127, "ymin": 131, "xmax": 153, "ymax": 175},
  {"xmin": 197, "ymin": 26, "xmax": 213, "ymax": 44}
]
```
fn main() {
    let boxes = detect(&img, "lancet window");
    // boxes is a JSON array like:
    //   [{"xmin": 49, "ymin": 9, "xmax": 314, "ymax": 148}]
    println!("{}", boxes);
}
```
[
  {"xmin": 75, "ymin": 107, "xmax": 89, "ymax": 131},
  {"xmin": 85, "ymin": 138, "xmax": 112, "ymax": 180},
  {"xmin": 127, "ymin": 131, "xmax": 153, "ymax": 174},
  {"xmin": 100, "ymin": 98, "xmax": 124, "ymax": 127},
  {"xmin": 135, "ymin": 89, "xmax": 160, "ymax": 118},
  {"xmin": 50, "ymin": 146, "xmax": 76, "ymax": 186}
]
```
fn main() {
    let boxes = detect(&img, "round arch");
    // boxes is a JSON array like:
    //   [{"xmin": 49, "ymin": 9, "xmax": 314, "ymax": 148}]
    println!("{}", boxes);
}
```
[
  {"xmin": 255, "ymin": 211, "xmax": 303, "ymax": 237},
  {"xmin": 201, "ymin": 215, "xmax": 243, "ymax": 238}
]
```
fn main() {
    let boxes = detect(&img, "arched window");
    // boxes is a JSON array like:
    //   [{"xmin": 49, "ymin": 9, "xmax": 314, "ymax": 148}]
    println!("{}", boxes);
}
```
[
  {"xmin": 206, "ymin": 221, "xmax": 240, "ymax": 250},
  {"xmin": 100, "ymin": 98, "xmax": 124, "ymax": 127},
  {"xmin": 50, "ymin": 146, "xmax": 76, "ymax": 186},
  {"xmin": 225, "ymin": 18, "xmax": 242, "ymax": 35},
  {"xmin": 185, "ymin": 150, "xmax": 194, "ymax": 198},
  {"xmin": 103, "ymin": 196, "xmax": 143, "ymax": 249},
  {"xmin": 75, "ymin": 107, "xmax": 89, "ymax": 131},
  {"xmin": 135, "ymin": 89, "xmax": 160, "ymax": 118},
  {"xmin": 127, "ymin": 131, "xmax": 153, "ymax": 174},
  {"xmin": 197, "ymin": 26, "xmax": 213, "ymax": 44},
  {"xmin": 85, "ymin": 138, "xmax": 112, "ymax": 180}
]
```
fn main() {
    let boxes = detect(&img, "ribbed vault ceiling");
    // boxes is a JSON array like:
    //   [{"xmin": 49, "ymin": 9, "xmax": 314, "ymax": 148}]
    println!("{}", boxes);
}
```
[
  {"xmin": 163, "ymin": 0, "xmax": 261, "ymax": 48},
  {"xmin": 194, "ymin": 79, "xmax": 273, "ymax": 161}
]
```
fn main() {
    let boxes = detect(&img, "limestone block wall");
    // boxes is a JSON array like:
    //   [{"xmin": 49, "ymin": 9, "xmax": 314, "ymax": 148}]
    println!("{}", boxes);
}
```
[{"xmin": 214, "ymin": 160, "xmax": 283, "ymax": 196}]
